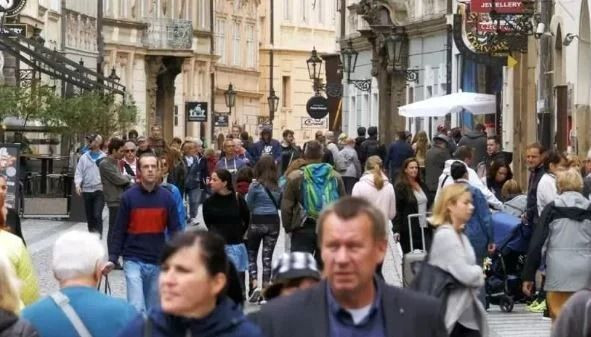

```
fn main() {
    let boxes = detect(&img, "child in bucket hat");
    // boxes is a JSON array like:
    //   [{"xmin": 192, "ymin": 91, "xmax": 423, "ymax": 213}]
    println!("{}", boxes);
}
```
[{"xmin": 263, "ymin": 252, "xmax": 321, "ymax": 301}]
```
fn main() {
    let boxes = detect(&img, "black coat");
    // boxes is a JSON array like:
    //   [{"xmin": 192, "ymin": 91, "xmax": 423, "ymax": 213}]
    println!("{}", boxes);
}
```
[
  {"xmin": 424, "ymin": 145, "xmax": 451, "ymax": 193},
  {"xmin": 393, "ymin": 181, "xmax": 434, "ymax": 254},
  {"xmin": 251, "ymin": 279, "xmax": 447, "ymax": 337}
]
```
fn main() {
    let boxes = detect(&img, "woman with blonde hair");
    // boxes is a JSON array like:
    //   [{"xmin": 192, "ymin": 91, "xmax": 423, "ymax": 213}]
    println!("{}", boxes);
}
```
[
  {"xmin": 412, "ymin": 131, "xmax": 429, "ymax": 179},
  {"xmin": 352, "ymin": 155, "xmax": 396, "ymax": 226},
  {"xmin": 0, "ymin": 251, "xmax": 38, "ymax": 336},
  {"xmin": 428, "ymin": 184, "xmax": 488, "ymax": 337}
]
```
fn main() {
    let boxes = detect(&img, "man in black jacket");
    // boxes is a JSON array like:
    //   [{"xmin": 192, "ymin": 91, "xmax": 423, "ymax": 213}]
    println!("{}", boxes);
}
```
[
  {"xmin": 280, "ymin": 129, "xmax": 301, "ymax": 174},
  {"xmin": 425, "ymin": 135, "xmax": 451, "ymax": 201},
  {"xmin": 525, "ymin": 143, "xmax": 546, "ymax": 226},
  {"xmin": 354, "ymin": 127, "xmax": 366, "ymax": 160},
  {"xmin": 254, "ymin": 197, "xmax": 447, "ymax": 337},
  {"xmin": 458, "ymin": 123, "xmax": 487, "ymax": 169},
  {"xmin": 359, "ymin": 126, "xmax": 385, "ymax": 167}
]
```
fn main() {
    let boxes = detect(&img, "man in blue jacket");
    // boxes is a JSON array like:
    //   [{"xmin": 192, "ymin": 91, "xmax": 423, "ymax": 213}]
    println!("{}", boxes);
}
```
[
  {"xmin": 252, "ymin": 126, "xmax": 281, "ymax": 163},
  {"xmin": 451, "ymin": 161, "xmax": 494, "ymax": 304},
  {"xmin": 182, "ymin": 139, "xmax": 208, "ymax": 225},
  {"xmin": 385, "ymin": 131, "xmax": 414, "ymax": 182}
]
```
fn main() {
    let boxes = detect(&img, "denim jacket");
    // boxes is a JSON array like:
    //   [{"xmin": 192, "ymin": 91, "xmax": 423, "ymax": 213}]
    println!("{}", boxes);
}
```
[
  {"xmin": 246, "ymin": 182, "xmax": 282, "ymax": 216},
  {"xmin": 184, "ymin": 155, "xmax": 208, "ymax": 190}
]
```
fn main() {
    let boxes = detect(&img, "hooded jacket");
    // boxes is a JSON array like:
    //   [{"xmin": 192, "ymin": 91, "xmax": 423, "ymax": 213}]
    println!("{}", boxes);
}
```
[
  {"xmin": 455, "ymin": 179, "xmax": 493, "ymax": 258},
  {"xmin": 0, "ymin": 309, "xmax": 38, "ymax": 337},
  {"xmin": 458, "ymin": 131, "xmax": 487, "ymax": 168},
  {"xmin": 74, "ymin": 150, "xmax": 106, "ymax": 192},
  {"xmin": 117, "ymin": 297, "xmax": 262, "ymax": 337},
  {"xmin": 280, "ymin": 142, "xmax": 301, "ymax": 174},
  {"xmin": 252, "ymin": 132, "xmax": 281, "ymax": 163},
  {"xmin": 0, "ymin": 230, "xmax": 39, "ymax": 306},
  {"xmin": 425, "ymin": 143, "xmax": 451, "ymax": 192},
  {"xmin": 523, "ymin": 191, "xmax": 591, "ymax": 292},
  {"xmin": 435, "ymin": 159, "xmax": 503, "ymax": 210},
  {"xmin": 352, "ymin": 173, "xmax": 396, "ymax": 224}
]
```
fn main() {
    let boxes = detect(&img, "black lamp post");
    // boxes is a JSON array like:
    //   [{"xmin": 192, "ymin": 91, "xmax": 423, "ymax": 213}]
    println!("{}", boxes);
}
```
[
  {"xmin": 384, "ymin": 30, "xmax": 419, "ymax": 82},
  {"xmin": 307, "ymin": 47, "xmax": 324, "ymax": 94},
  {"xmin": 340, "ymin": 39, "xmax": 370, "ymax": 92},
  {"xmin": 267, "ymin": 89, "xmax": 279, "ymax": 123},
  {"xmin": 224, "ymin": 83, "xmax": 237, "ymax": 115}
]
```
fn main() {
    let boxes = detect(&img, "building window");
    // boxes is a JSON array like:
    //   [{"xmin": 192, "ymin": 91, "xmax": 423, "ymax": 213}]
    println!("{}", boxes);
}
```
[
  {"xmin": 300, "ymin": 0, "xmax": 307, "ymax": 22},
  {"xmin": 317, "ymin": 0, "xmax": 323, "ymax": 24},
  {"xmin": 350, "ymin": 95, "xmax": 356, "ymax": 127},
  {"xmin": 103, "ymin": 0, "xmax": 111, "ymax": 16},
  {"xmin": 119, "ymin": 1, "xmax": 128, "ymax": 18},
  {"xmin": 232, "ymin": 21, "xmax": 241, "ymax": 66},
  {"xmin": 215, "ymin": 18, "xmax": 226, "ymax": 64},
  {"xmin": 282, "ymin": 76, "xmax": 291, "ymax": 108},
  {"xmin": 356, "ymin": 92, "xmax": 363, "ymax": 127},
  {"xmin": 174, "ymin": 105, "xmax": 179, "ymax": 126},
  {"xmin": 283, "ymin": 0, "xmax": 291, "ymax": 20},
  {"xmin": 426, "ymin": 85, "xmax": 433, "ymax": 99},
  {"xmin": 246, "ymin": 24, "xmax": 256, "ymax": 68},
  {"xmin": 199, "ymin": 0, "xmax": 210, "ymax": 29}
]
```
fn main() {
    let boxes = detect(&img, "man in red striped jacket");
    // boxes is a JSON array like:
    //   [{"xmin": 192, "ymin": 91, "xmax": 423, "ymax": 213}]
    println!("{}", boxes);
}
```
[{"xmin": 107, "ymin": 152, "xmax": 180, "ymax": 313}]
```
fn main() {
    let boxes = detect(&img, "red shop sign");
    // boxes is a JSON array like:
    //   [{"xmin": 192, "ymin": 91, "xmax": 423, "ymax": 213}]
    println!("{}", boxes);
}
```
[{"xmin": 471, "ymin": 0, "xmax": 523, "ymax": 14}]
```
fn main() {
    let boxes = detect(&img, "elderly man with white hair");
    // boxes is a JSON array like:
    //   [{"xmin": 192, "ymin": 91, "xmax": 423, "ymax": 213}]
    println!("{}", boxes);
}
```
[{"xmin": 21, "ymin": 231, "xmax": 136, "ymax": 337}]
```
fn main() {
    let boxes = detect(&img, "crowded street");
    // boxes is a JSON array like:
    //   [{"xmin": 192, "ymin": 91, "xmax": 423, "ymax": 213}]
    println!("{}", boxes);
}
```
[{"xmin": 3, "ymin": 0, "xmax": 591, "ymax": 336}]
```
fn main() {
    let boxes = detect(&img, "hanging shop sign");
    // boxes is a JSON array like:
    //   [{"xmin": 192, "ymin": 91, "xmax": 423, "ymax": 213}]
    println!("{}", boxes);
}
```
[
  {"xmin": 306, "ymin": 95, "xmax": 329, "ymax": 119},
  {"xmin": 213, "ymin": 113, "xmax": 229, "ymax": 127},
  {"xmin": 471, "ymin": 0, "xmax": 523, "ymax": 14},
  {"xmin": 301, "ymin": 117, "xmax": 328, "ymax": 129},
  {"xmin": 0, "ymin": 0, "xmax": 27, "ymax": 17},
  {"xmin": 186, "ymin": 101, "xmax": 208, "ymax": 122}
]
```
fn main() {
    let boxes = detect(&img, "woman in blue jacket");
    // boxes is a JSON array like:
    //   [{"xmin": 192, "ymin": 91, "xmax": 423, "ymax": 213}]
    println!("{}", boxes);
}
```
[
  {"xmin": 245, "ymin": 156, "xmax": 281, "ymax": 303},
  {"xmin": 117, "ymin": 231, "xmax": 262, "ymax": 337}
]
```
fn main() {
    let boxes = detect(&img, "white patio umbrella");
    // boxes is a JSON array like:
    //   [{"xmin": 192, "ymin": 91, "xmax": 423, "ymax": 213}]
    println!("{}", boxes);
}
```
[{"xmin": 399, "ymin": 92, "xmax": 496, "ymax": 118}]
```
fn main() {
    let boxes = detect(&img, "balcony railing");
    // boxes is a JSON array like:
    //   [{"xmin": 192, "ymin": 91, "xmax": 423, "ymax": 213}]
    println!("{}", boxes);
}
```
[{"xmin": 142, "ymin": 18, "xmax": 193, "ymax": 50}]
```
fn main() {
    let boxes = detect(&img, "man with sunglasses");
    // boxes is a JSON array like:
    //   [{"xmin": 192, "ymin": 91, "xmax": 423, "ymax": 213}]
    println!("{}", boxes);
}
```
[
  {"xmin": 99, "ymin": 137, "xmax": 132, "ymax": 269},
  {"xmin": 121, "ymin": 141, "xmax": 140, "ymax": 182}
]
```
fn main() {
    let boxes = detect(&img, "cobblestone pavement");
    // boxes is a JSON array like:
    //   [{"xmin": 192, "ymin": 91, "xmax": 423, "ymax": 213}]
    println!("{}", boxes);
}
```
[{"xmin": 24, "ymin": 211, "xmax": 550, "ymax": 337}]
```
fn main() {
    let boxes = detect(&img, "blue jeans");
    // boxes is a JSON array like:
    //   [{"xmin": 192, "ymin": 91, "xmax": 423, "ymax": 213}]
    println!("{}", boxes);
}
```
[
  {"xmin": 123, "ymin": 259, "xmax": 160, "ymax": 313},
  {"xmin": 186, "ymin": 188, "xmax": 203, "ymax": 219}
]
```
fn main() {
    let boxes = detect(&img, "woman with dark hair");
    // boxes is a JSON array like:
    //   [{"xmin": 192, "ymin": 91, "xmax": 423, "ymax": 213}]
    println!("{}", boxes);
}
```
[
  {"xmin": 537, "ymin": 150, "xmax": 567, "ymax": 216},
  {"xmin": 203, "ymin": 169, "xmax": 250, "ymax": 298},
  {"xmin": 393, "ymin": 158, "xmax": 433, "ymax": 254},
  {"xmin": 485, "ymin": 160, "xmax": 513, "ymax": 201},
  {"xmin": 245, "ymin": 156, "xmax": 282, "ymax": 303},
  {"xmin": 118, "ymin": 231, "xmax": 263, "ymax": 336},
  {"xmin": 235, "ymin": 166, "xmax": 254, "ymax": 198}
]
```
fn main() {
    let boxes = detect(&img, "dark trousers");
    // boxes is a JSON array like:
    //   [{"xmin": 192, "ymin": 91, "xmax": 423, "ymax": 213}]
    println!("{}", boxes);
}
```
[
  {"xmin": 246, "ymin": 222, "xmax": 280, "ymax": 286},
  {"xmin": 82, "ymin": 191, "xmax": 104, "ymax": 237},
  {"xmin": 291, "ymin": 221, "xmax": 321, "ymax": 267},
  {"xmin": 450, "ymin": 323, "xmax": 481, "ymax": 337},
  {"xmin": 107, "ymin": 206, "xmax": 119, "ymax": 255},
  {"xmin": 342, "ymin": 176, "xmax": 358, "ymax": 196}
]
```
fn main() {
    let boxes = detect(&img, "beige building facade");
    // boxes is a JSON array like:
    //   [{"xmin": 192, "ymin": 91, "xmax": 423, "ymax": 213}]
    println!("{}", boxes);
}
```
[
  {"xmin": 102, "ymin": 0, "xmax": 214, "ymax": 143},
  {"xmin": 212, "ymin": 0, "xmax": 261, "ymax": 139},
  {"xmin": 259, "ymin": 0, "xmax": 338, "ymax": 143}
]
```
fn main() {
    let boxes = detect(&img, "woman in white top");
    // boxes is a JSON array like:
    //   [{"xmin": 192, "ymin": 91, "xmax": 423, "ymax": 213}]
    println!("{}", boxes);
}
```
[
  {"xmin": 352, "ymin": 155, "xmax": 396, "ymax": 226},
  {"xmin": 536, "ymin": 150, "xmax": 567, "ymax": 216},
  {"xmin": 429, "ymin": 184, "xmax": 488, "ymax": 337}
]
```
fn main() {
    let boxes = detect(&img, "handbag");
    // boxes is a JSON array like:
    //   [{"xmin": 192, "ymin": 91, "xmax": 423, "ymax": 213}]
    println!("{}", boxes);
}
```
[
  {"xmin": 97, "ymin": 274, "xmax": 111, "ymax": 295},
  {"xmin": 409, "ymin": 249, "xmax": 459, "ymax": 315}
]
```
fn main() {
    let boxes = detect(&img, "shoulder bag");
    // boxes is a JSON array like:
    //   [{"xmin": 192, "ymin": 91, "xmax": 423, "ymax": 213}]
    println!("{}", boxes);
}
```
[{"xmin": 409, "ymin": 248, "xmax": 459, "ymax": 316}]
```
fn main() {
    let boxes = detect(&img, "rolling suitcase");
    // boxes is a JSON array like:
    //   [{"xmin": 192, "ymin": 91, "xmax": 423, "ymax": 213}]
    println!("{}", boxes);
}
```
[{"xmin": 403, "ymin": 213, "xmax": 430, "ymax": 287}]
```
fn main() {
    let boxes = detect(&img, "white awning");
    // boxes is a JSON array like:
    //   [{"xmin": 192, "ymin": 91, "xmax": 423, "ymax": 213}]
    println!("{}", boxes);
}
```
[{"xmin": 399, "ymin": 92, "xmax": 497, "ymax": 118}]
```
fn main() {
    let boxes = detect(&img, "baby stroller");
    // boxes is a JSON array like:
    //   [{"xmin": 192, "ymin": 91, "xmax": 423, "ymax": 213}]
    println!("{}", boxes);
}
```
[{"xmin": 484, "ymin": 211, "xmax": 532, "ymax": 312}]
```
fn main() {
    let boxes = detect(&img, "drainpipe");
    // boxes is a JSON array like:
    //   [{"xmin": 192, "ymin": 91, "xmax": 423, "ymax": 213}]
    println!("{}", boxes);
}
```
[
  {"xmin": 210, "ymin": 0, "xmax": 215, "ymax": 146},
  {"xmin": 61, "ymin": 0, "xmax": 66, "ymax": 96}
]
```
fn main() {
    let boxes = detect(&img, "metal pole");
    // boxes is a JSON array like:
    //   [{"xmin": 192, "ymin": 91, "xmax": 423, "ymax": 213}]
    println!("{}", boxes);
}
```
[
  {"xmin": 97, "ymin": 0, "xmax": 104, "ymax": 79},
  {"xmin": 538, "ymin": 0, "xmax": 553, "ymax": 149},
  {"xmin": 269, "ymin": 0, "xmax": 275, "ymax": 124},
  {"xmin": 210, "ymin": 0, "xmax": 215, "ymax": 146}
]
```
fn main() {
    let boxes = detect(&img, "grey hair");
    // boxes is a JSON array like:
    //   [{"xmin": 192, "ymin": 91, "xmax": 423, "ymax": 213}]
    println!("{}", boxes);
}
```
[
  {"xmin": 194, "ymin": 139, "xmax": 203, "ymax": 147},
  {"xmin": 52, "ymin": 231, "xmax": 105, "ymax": 281},
  {"xmin": 316, "ymin": 197, "xmax": 387, "ymax": 244}
]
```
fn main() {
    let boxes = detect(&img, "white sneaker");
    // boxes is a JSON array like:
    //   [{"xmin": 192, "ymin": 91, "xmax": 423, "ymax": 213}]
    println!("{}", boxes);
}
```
[
  {"xmin": 189, "ymin": 218, "xmax": 200, "ymax": 226},
  {"xmin": 248, "ymin": 288, "xmax": 261, "ymax": 303}
]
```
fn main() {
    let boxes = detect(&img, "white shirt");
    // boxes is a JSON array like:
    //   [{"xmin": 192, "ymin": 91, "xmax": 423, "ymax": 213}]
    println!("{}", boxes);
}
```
[
  {"xmin": 537, "ymin": 173, "xmax": 558, "ymax": 216},
  {"xmin": 185, "ymin": 156, "xmax": 194, "ymax": 167},
  {"xmin": 345, "ymin": 304, "xmax": 372, "ymax": 325}
]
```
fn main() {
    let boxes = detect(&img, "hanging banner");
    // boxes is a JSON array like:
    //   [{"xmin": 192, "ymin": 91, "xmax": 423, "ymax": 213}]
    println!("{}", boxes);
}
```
[{"xmin": 0, "ymin": 144, "xmax": 20, "ymax": 210}]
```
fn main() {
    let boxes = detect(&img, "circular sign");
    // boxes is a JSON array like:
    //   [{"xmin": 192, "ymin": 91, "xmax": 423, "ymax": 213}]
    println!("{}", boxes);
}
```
[
  {"xmin": 306, "ymin": 95, "xmax": 329, "ymax": 119},
  {"xmin": 0, "ymin": 0, "xmax": 26, "ymax": 16}
]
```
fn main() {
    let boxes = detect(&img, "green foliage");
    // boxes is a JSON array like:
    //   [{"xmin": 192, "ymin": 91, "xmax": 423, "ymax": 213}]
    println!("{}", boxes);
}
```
[{"xmin": 0, "ymin": 85, "xmax": 137, "ymax": 139}]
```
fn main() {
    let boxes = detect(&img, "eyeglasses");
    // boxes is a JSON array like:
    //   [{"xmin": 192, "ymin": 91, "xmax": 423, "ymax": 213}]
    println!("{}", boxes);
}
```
[{"xmin": 125, "ymin": 149, "xmax": 136, "ymax": 153}]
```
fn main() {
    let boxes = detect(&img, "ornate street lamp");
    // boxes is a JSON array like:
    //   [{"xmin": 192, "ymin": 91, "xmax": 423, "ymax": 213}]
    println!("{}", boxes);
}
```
[
  {"xmin": 306, "ymin": 47, "xmax": 323, "ymax": 80},
  {"xmin": 267, "ymin": 90, "xmax": 279, "ymax": 115},
  {"xmin": 340, "ymin": 39, "xmax": 371, "ymax": 92},
  {"xmin": 108, "ymin": 67, "xmax": 120, "ymax": 82},
  {"xmin": 224, "ymin": 83, "xmax": 237, "ymax": 115},
  {"xmin": 384, "ymin": 30, "xmax": 419, "ymax": 82}
]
